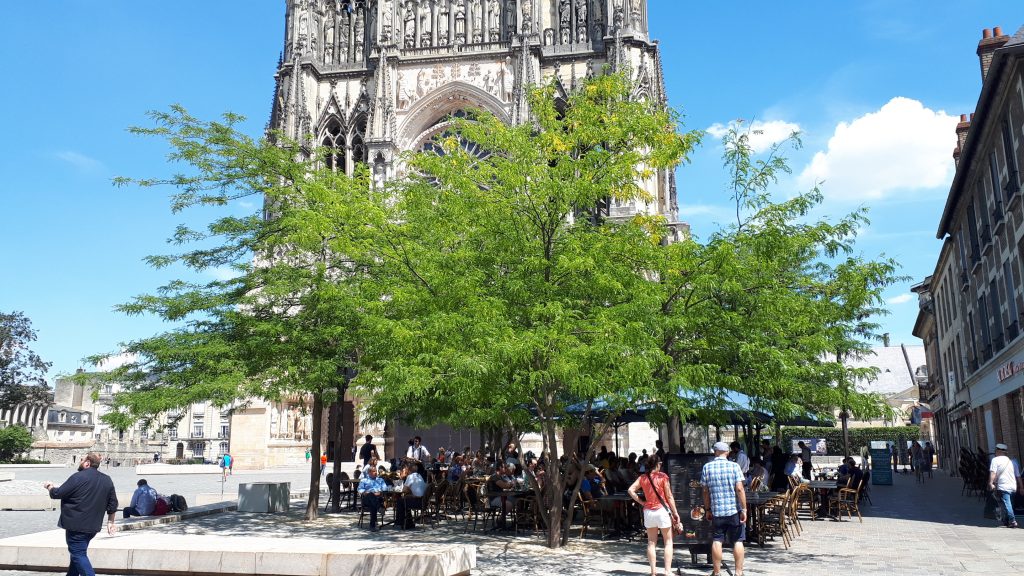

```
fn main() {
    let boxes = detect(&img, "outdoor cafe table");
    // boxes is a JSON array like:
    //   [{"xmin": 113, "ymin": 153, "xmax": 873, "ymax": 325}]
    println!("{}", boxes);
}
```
[
  {"xmin": 485, "ymin": 490, "xmax": 533, "ymax": 531},
  {"xmin": 808, "ymin": 480, "xmax": 838, "ymax": 519},
  {"xmin": 597, "ymin": 494, "xmax": 643, "ymax": 540}
]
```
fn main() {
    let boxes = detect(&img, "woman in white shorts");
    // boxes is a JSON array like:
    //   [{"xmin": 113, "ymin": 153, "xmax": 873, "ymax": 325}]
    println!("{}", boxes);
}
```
[{"xmin": 628, "ymin": 454, "xmax": 681, "ymax": 576}]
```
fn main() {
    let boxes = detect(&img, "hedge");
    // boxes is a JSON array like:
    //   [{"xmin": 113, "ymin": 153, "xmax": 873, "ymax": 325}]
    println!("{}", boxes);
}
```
[{"xmin": 781, "ymin": 426, "xmax": 922, "ymax": 456}]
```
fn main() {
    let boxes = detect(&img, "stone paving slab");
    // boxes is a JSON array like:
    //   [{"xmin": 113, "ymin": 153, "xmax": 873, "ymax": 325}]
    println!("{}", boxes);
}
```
[
  {"xmin": 1, "ymin": 468, "xmax": 1019, "ymax": 576},
  {"xmin": 0, "ymin": 531, "xmax": 474, "ymax": 576}
]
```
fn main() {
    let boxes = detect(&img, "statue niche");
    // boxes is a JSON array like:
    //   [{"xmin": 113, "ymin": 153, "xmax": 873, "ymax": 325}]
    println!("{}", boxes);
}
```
[
  {"xmin": 455, "ymin": 0, "xmax": 467, "ymax": 45},
  {"xmin": 404, "ymin": 1, "xmax": 416, "ymax": 48}
]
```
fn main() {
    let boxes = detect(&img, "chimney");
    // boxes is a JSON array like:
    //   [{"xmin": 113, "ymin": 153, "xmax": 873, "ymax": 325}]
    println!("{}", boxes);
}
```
[
  {"xmin": 977, "ymin": 26, "xmax": 1010, "ymax": 81},
  {"xmin": 882, "ymin": 333, "xmax": 891, "ymax": 347},
  {"xmin": 953, "ymin": 114, "xmax": 970, "ymax": 167}
]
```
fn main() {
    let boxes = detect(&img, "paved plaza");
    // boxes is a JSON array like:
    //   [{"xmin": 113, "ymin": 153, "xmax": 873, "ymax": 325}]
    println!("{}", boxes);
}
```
[{"xmin": 1, "ymin": 466, "xmax": 1021, "ymax": 576}]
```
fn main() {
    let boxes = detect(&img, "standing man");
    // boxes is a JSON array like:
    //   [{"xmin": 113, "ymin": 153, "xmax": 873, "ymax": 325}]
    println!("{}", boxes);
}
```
[
  {"xmin": 798, "ymin": 441, "xmax": 813, "ymax": 480},
  {"xmin": 43, "ymin": 452, "xmax": 118, "ymax": 576},
  {"xmin": 702, "ymin": 442, "xmax": 747, "ymax": 576},
  {"xmin": 988, "ymin": 443, "xmax": 1021, "ymax": 528},
  {"xmin": 729, "ymin": 442, "xmax": 750, "ymax": 475},
  {"xmin": 359, "ymin": 435, "xmax": 376, "ymax": 466},
  {"xmin": 320, "ymin": 452, "xmax": 328, "ymax": 476},
  {"xmin": 405, "ymin": 436, "xmax": 431, "ymax": 463}
]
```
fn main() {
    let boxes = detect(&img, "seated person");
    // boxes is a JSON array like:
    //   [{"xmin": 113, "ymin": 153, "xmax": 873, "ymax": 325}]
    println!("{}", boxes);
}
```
[
  {"xmin": 784, "ymin": 454, "xmax": 805, "ymax": 483},
  {"xmin": 447, "ymin": 454, "xmax": 465, "ymax": 483},
  {"xmin": 394, "ymin": 462, "xmax": 427, "ymax": 529},
  {"xmin": 357, "ymin": 466, "xmax": 388, "ymax": 531},
  {"xmin": 362, "ymin": 455, "xmax": 380, "ymax": 478},
  {"xmin": 123, "ymin": 479, "xmax": 158, "ymax": 518},
  {"xmin": 842, "ymin": 459, "xmax": 864, "ymax": 489},
  {"xmin": 746, "ymin": 457, "xmax": 768, "ymax": 488},
  {"xmin": 579, "ymin": 465, "xmax": 607, "ymax": 501},
  {"xmin": 487, "ymin": 463, "xmax": 516, "ymax": 512},
  {"xmin": 837, "ymin": 457, "xmax": 852, "ymax": 477}
]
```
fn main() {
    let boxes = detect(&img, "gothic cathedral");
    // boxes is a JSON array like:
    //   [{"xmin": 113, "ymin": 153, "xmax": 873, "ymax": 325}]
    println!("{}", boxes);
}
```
[{"xmin": 269, "ymin": 0, "xmax": 680, "ymax": 226}]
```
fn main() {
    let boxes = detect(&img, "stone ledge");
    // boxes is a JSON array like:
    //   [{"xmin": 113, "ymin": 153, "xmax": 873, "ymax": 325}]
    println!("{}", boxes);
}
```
[
  {"xmin": 118, "ymin": 501, "xmax": 238, "ymax": 532},
  {"xmin": 0, "ymin": 532, "xmax": 475, "ymax": 576},
  {"xmin": 0, "ymin": 471, "xmax": 14, "ymax": 481},
  {"xmin": 135, "ymin": 463, "xmax": 222, "ymax": 475},
  {"xmin": 0, "ymin": 464, "xmax": 66, "ymax": 469},
  {"xmin": 0, "ymin": 495, "xmax": 57, "ymax": 511}
]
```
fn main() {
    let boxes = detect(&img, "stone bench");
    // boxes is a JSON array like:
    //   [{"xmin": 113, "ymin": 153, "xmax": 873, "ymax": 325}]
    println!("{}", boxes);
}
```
[
  {"xmin": 0, "ymin": 471, "xmax": 14, "ymax": 482},
  {"xmin": 0, "ymin": 495, "xmax": 57, "ymax": 511},
  {"xmin": 0, "ymin": 531, "xmax": 475, "ymax": 576}
]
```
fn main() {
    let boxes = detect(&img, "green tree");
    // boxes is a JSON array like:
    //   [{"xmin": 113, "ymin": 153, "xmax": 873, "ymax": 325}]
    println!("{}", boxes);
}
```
[
  {"xmin": 356, "ymin": 72, "xmax": 696, "ymax": 547},
  {"xmin": 656, "ymin": 124, "xmax": 899, "ymax": 433},
  {"xmin": 86, "ymin": 107, "xmax": 384, "ymax": 520},
  {"xmin": 0, "ymin": 425, "xmax": 34, "ymax": 461},
  {"xmin": 0, "ymin": 311, "xmax": 52, "ymax": 410}
]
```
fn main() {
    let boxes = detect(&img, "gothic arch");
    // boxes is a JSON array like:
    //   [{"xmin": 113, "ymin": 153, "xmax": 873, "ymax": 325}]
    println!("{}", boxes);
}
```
[
  {"xmin": 397, "ymin": 81, "xmax": 510, "ymax": 151},
  {"xmin": 319, "ymin": 116, "xmax": 347, "ymax": 172}
]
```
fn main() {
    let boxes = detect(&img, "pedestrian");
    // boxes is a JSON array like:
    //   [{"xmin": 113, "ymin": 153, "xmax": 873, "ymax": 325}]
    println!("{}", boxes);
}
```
[
  {"xmin": 701, "ymin": 442, "xmax": 747, "ymax": 576},
  {"xmin": 911, "ymin": 441, "xmax": 924, "ymax": 483},
  {"xmin": 627, "ymin": 454, "xmax": 681, "ymax": 576},
  {"xmin": 305, "ymin": 448, "xmax": 311, "ymax": 464},
  {"xmin": 890, "ymin": 443, "xmax": 897, "ymax": 472},
  {"xmin": 988, "ymin": 443, "xmax": 1021, "ymax": 528},
  {"xmin": 924, "ymin": 442, "xmax": 935, "ymax": 478},
  {"xmin": 359, "ymin": 435, "xmax": 375, "ymax": 466},
  {"xmin": 220, "ymin": 453, "xmax": 233, "ymax": 479},
  {"xmin": 798, "ymin": 441, "xmax": 812, "ymax": 480},
  {"xmin": 320, "ymin": 452, "xmax": 328, "ymax": 475},
  {"xmin": 43, "ymin": 452, "xmax": 118, "ymax": 576}
]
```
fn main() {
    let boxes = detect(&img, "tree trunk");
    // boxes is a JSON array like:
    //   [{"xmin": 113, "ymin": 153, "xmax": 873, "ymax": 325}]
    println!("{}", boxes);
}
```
[
  {"xmin": 331, "ymin": 394, "xmax": 344, "ymax": 513},
  {"xmin": 304, "ymin": 394, "xmax": 324, "ymax": 520}
]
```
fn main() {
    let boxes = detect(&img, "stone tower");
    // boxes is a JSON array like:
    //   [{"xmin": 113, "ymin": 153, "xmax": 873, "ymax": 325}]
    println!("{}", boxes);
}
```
[{"xmin": 270, "ymin": 0, "xmax": 680, "ymax": 225}]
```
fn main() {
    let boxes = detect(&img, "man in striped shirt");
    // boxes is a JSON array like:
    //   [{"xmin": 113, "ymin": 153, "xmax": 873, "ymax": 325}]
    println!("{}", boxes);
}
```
[{"xmin": 702, "ymin": 442, "xmax": 747, "ymax": 576}]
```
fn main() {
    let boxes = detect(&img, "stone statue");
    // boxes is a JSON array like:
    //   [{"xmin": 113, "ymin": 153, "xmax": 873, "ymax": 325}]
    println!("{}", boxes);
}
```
[
  {"xmin": 438, "ymin": 4, "xmax": 450, "ymax": 45},
  {"xmin": 404, "ymin": 2, "xmax": 416, "ymax": 47},
  {"xmin": 578, "ymin": 0, "xmax": 587, "ymax": 26},
  {"xmin": 487, "ymin": 0, "xmax": 500, "ymax": 34},
  {"xmin": 381, "ymin": 0, "xmax": 394, "ymax": 42},
  {"xmin": 416, "ymin": 69, "xmax": 428, "ymax": 98},
  {"xmin": 354, "ymin": 7, "xmax": 365, "ymax": 55},
  {"xmin": 419, "ymin": 1, "xmax": 431, "ymax": 34},
  {"xmin": 397, "ymin": 71, "xmax": 413, "ymax": 109},
  {"xmin": 559, "ymin": 0, "xmax": 570, "ymax": 26},
  {"xmin": 298, "ymin": 13, "xmax": 309, "ymax": 53},
  {"xmin": 286, "ymin": 407, "xmax": 297, "ymax": 438},
  {"xmin": 471, "ymin": 0, "xmax": 483, "ymax": 42},
  {"xmin": 501, "ymin": 55, "xmax": 513, "ymax": 100},
  {"xmin": 455, "ymin": 0, "xmax": 466, "ymax": 43}
]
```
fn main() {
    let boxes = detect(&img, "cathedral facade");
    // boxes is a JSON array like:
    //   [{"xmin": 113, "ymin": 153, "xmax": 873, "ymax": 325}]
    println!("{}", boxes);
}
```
[
  {"xmin": 270, "ymin": 0, "xmax": 679, "ymax": 224},
  {"xmin": 232, "ymin": 0, "xmax": 681, "ymax": 466}
]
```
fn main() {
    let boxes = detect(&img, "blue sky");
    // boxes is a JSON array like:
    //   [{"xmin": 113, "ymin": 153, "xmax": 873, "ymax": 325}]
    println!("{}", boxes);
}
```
[{"xmin": 1, "ymin": 1, "xmax": 1019, "ymax": 382}]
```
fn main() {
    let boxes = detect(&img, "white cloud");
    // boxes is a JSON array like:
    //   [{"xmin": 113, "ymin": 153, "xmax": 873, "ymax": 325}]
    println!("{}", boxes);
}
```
[
  {"xmin": 96, "ymin": 352, "xmax": 136, "ymax": 372},
  {"xmin": 798, "ymin": 97, "xmax": 958, "ymax": 202},
  {"xmin": 887, "ymin": 293, "xmax": 913, "ymax": 305},
  {"xmin": 206, "ymin": 267, "xmax": 238, "ymax": 281},
  {"xmin": 55, "ymin": 150, "xmax": 104, "ymax": 172},
  {"xmin": 706, "ymin": 119, "xmax": 801, "ymax": 154}
]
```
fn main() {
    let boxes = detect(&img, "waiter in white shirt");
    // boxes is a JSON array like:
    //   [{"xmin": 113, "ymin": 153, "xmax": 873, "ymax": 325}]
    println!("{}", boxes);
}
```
[
  {"xmin": 730, "ymin": 442, "xmax": 750, "ymax": 474},
  {"xmin": 405, "ymin": 436, "xmax": 431, "ymax": 462}
]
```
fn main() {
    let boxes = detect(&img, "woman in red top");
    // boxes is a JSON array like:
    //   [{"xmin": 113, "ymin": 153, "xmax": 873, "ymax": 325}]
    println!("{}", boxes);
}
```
[{"xmin": 627, "ymin": 454, "xmax": 681, "ymax": 576}]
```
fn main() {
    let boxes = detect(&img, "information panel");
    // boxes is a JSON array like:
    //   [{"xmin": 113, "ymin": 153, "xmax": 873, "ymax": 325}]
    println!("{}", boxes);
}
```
[{"xmin": 869, "ymin": 441, "xmax": 893, "ymax": 485}]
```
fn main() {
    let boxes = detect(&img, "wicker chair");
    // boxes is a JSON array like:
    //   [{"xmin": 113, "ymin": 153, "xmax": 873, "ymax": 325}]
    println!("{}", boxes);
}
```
[
  {"xmin": 828, "ymin": 480, "xmax": 863, "ymax": 522},
  {"xmin": 757, "ymin": 496, "xmax": 790, "ymax": 549}
]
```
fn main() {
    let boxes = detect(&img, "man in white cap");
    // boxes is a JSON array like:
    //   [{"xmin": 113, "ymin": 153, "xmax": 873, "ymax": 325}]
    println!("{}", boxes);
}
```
[
  {"xmin": 701, "ymin": 441, "xmax": 747, "ymax": 576},
  {"xmin": 988, "ymin": 443, "xmax": 1021, "ymax": 528}
]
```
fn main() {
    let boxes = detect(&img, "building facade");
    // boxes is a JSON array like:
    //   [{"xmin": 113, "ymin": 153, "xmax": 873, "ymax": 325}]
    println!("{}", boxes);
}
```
[
  {"xmin": 228, "ymin": 0, "xmax": 681, "ymax": 468},
  {"xmin": 915, "ymin": 25, "xmax": 1024, "ymax": 472}
]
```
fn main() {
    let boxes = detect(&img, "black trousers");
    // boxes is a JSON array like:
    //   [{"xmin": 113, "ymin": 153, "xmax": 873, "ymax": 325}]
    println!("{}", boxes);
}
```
[
  {"xmin": 395, "ymin": 496, "xmax": 422, "ymax": 529},
  {"xmin": 361, "ymin": 493, "xmax": 384, "ymax": 527},
  {"xmin": 802, "ymin": 462, "xmax": 813, "ymax": 480}
]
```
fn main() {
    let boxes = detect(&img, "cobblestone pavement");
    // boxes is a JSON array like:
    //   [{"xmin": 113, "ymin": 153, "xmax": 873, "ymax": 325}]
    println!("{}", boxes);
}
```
[{"xmin": 2, "ymin": 468, "xmax": 1021, "ymax": 576}]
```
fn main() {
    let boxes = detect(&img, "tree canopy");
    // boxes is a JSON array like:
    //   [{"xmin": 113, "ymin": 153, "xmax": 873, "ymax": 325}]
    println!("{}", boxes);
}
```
[{"xmin": 0, "ymin": 311, "xmax": 52, "ymax": 410}]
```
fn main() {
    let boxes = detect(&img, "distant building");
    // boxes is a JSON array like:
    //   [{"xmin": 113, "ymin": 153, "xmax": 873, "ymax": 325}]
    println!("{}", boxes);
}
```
[
  {"xmin": 914, "ymin": 25, "xmax": 1024, "ymax": 471},
  {"xmin": 840, "ymin": 344, "xmax": 930, "ymax": 430}
]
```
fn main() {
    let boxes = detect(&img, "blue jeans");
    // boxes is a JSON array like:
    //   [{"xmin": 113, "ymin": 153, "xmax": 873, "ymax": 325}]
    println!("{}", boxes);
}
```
[
  {"xmin": 997, "ymin": 490, "xmax": 1017, "ymax": 525},
  {"xmin": 65, "ymin": 530, "xmax": 96, "ymax": 576}
]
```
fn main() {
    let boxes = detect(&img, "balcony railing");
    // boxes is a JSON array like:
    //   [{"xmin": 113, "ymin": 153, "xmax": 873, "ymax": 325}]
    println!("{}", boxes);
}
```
[
  {"xmin": 1005, "ymin": 170, "xmax": 1020, "ymax": 204},
  {"xmin": 992, "ymin": 202, "xmax": 1006, "ymax": 232},
  {"xmin": 960, "ymin": 270, "xmax": 970, "ymax": 291},
  {"xmin": 190, "ymin": 431, "xmax": 204, "ymax": 438}
]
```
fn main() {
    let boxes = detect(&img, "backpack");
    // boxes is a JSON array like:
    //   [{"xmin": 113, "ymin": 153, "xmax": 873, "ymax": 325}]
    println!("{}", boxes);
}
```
[
  {"xmin": 168, "ymin": 494, "xmax": 188, "ymax": 512},
  {"xmin": 153, "ymin": 498, "xmax": 170, "ymax": 516}
]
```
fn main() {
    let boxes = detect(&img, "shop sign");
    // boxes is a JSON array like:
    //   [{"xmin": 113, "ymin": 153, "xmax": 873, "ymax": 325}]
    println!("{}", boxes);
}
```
[{"xmin": 997, "ymin": 359, "xmax": 1024, "ymax": 383}]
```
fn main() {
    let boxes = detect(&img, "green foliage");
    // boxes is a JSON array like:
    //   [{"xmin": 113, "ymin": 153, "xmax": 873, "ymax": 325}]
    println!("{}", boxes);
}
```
[
  {"xmin": 0, "ymin": 311, "xmax": 52, "ymax": 409},
  {"xmin": 0, "ymin": 425, "xmax": 35, "ymax": 461},
  {"xmin": 781, "ymin": 426, "xmax": 923, "ymax": 456}
]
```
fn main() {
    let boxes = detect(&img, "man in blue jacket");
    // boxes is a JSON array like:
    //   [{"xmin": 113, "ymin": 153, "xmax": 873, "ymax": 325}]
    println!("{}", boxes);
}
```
[{"xmin": 43, "ymin": 452, "xmax": 118, "ymax": 576}]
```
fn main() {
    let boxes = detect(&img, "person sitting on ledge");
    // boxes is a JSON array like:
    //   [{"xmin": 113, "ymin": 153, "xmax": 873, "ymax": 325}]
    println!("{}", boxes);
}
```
[{"xmin": 123, "ymin": 479, "xmax": 158, "ymax": 518}]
